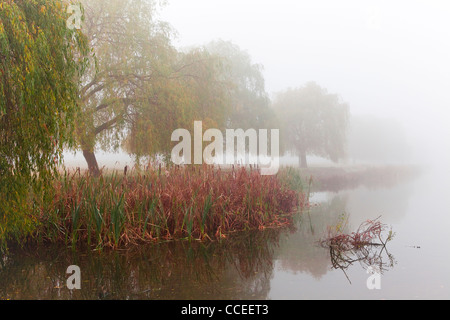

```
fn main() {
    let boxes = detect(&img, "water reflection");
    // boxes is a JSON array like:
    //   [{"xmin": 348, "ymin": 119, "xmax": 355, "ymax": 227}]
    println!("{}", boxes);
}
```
[
  {"xmin": 274, "ymin": 196, "xmax": 349, "ymax": 280},
  {"xmin": 327, "ymin": 239, "xmax": 396, "ymax": 285},
  {"xmin": 0, "ymin": 232, "xmax": 281, "ymax": 300},
  {"xmin": 272, "ymin": 194, "xmax": 396, "ymax": 281}
]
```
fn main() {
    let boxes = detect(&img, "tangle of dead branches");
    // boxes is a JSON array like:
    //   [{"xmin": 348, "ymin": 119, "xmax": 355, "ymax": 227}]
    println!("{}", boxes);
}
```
[{"xmin": 319, "ymin": 216, "xmax": 396, "ymax": 284}]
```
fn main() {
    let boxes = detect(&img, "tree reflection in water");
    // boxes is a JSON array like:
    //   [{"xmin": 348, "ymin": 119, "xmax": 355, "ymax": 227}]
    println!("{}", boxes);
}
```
[
  {"xmin": 0, "ymin": 231, "xmax": 281, "ymax": 300},
  {"xmin": 274, "ymin": 195, "xmax": 349, "ymax": 279}
]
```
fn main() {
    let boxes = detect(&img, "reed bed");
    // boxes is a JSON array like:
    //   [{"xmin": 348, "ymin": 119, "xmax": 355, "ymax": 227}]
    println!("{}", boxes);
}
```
[{"xmin": 35, "ymin": 165, "xmax": 306, "ymax": 248}]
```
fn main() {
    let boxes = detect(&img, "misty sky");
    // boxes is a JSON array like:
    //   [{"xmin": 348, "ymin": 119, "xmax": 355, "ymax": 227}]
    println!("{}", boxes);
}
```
[{"xmin": 160, "ymin": 0, "xmax": 450, "ymax": 166}]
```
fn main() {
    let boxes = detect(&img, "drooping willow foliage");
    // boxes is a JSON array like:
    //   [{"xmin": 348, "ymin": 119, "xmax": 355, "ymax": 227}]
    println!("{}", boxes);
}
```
[{"xmin": 0, "ymin": 0, "xmax": 89, "ymax": 248}]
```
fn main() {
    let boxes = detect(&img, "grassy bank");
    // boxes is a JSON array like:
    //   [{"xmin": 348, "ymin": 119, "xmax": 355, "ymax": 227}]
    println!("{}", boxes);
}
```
[{"xmin": 30, "ymin": 165, "xmax": 306, "ymax": 249}]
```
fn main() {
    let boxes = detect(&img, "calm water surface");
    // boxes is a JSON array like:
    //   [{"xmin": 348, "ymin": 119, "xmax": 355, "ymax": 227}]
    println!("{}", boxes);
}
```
[{"xmin": 1, "ymin": 165, "xmax": 449, "ymax": 299}]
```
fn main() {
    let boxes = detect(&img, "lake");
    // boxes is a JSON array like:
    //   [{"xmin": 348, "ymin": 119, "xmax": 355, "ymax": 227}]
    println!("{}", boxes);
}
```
[{"xmin": 1, "ymin": 165, "xmax": 449, "ymax": 300}]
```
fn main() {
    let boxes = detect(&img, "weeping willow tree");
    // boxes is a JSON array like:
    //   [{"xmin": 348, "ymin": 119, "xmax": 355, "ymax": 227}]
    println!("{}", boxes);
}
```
[
  {"xmin": 121, "ymin": 47, "xmax": 232, "ymax": 163},
  {"xmin": 75, "ymin": 0, "xmax": 177, "ymax": 174},
  {"xmin": 124, "ymin": 40, "xmax": 278, "ymax": 164},
  {"xmin": 273, "ymin": 82, "xmax": 350, "ymax": 168},
  {"xmin": 0, "ymin": 0, "xmax": 89, "ymax": 248},
  {"xmin": 76, "ymin": 0, "xmax": 232, "ymax": 172},
  {"xmin": 204, "ymin": 40, "xmax": 276, "ymax": 131}
]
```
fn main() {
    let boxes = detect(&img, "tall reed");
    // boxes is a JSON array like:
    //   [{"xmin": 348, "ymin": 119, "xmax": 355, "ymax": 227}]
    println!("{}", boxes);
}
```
[{"xmin": 34, "ymin": 165, "xmax": 306, "ymax": 248}]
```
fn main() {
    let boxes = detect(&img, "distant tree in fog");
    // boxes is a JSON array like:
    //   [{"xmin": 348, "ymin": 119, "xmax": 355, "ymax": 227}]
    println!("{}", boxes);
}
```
[{"xmin": 273, "ymin": 82, "xmax": 350, "ymax": 168}]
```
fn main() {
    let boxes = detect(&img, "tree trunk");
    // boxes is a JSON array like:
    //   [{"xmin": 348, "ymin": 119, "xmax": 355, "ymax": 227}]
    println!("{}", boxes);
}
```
[
  {"xmin": 82, "ymin": 149, "xmax": 100, "ymax": 176},
  {"xmin": 299, "ymin": 150, "xmax": 308, "ymax": 168}
]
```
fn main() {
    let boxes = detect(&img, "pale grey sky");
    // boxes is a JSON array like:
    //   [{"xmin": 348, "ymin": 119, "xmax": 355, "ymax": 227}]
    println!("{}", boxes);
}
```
[{"xmin": 160, "ymin": 0, "xmax": 450, "ymax": 166}]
